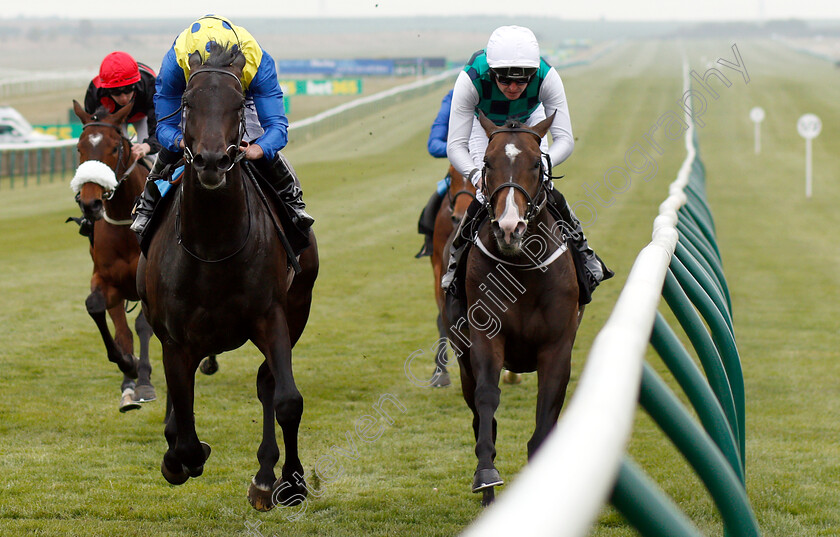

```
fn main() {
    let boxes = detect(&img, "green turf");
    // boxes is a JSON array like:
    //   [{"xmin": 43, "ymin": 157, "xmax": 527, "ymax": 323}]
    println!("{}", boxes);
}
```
[{"xmin": 1, "ymin": 38, "xmax": 838, "ymax": 536}]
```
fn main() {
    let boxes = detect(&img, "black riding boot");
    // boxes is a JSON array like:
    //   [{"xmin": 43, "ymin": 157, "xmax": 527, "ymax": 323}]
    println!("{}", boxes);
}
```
[
  {"xmin": 440, "ymin": 198, "xmax": 483, "ymax": 293},
  {"xmin": 261, "ymin": 153, "xmax": 314, "ymax": 230},
  {"xmin": 550, "ymin": 189, "xmax": 614, "ymax": 300},
  {"xmin": 415, "ymin": 189, "xmax": 445, "ymax": 258},
  {"xmin": 130, "ymin": 148, "xmax": 180, "ymax": 238}
]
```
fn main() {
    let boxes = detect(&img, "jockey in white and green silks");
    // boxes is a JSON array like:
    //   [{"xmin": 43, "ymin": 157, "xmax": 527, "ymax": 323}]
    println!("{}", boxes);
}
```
[
  {"xmin": 441, "ymin": 25, "xmax": 612, "ymax": 304},
  {"xmin": 447, "ymin": 26, "xmax": 574, "ymax": 199}
]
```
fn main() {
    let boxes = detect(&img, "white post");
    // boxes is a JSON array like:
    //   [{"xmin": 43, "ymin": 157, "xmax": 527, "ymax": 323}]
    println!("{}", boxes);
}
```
[
  {"xmin": 797, "ymin": 113, "xmax": 822, "ymax": 199},
  {"xmin": 749, "ymin": 107, "xmax": 764, "ymax": 155},
  {"xmin": 805, "ymin": 138, "xmax": 813, "ymax": 198}
]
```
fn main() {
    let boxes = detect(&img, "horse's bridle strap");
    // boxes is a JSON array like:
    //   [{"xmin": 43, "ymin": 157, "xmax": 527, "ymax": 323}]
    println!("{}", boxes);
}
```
[{"xmin": 488, "ymin": 126, "xmax": 543, "ymax": 144}]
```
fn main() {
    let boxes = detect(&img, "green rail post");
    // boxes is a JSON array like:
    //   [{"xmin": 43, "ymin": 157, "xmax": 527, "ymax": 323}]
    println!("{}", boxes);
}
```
[
  {"xmin": 675, "ymin": 242, "xmax": 732, "ymax": 331},
  {"xmin": 650, "ymin": 312, "xmax": 742, "ymax": 481},
  {"xmin": 640, "ymin": 364, "xmax": 760, "ymax": 536},
  {"xmin": 662, "ymin": 270, "xmax": 740, "ymax": 450},
  {"xmin": 610, "ymin": 457, "xmax": 705, "ymax": 537},
  {"xmin": 669, "ymin": 254, "xmax": 746, "ymax": 466}
]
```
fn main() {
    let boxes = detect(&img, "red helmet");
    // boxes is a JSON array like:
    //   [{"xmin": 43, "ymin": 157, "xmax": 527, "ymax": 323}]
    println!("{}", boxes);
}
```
[{"xmin": 97, "ymin": 51, "xmax": 141, "ymax": 89}]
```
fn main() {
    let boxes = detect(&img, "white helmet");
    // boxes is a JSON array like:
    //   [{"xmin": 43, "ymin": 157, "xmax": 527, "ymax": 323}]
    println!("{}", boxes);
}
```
[{"xmin": 486, "ymin": 26, "xmax": 540, "ymax": 79}]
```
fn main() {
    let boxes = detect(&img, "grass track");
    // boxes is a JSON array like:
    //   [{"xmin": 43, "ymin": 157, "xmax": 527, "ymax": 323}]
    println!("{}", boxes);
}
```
[{"xmin": 1, "ymin": 38, "xmax": 838, "ymax": 536}]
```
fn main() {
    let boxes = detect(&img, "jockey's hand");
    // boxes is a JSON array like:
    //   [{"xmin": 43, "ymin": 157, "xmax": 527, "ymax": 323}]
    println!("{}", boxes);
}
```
[
  {"xmin": 131, "ymin": 143, "xmax": 150, "ymax": 161},
  {"xmin": 240, "ymin": 141, "xmax": 264, "ymax": 161},
  {"xmin": 469, "ymin": 168, "xmax": 483, "ymax": 190}
]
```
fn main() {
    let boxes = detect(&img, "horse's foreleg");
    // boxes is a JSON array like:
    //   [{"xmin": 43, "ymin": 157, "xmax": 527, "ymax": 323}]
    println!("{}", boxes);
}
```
[
  {"xmin": 469, "ymin": 338, "xmax": 503, "ymax": 502},
  {"xmin": 248, "ymin": 361, "xmax": 281, "ymax": 511},
  {"xmin": 528, "ymin": 342, "xmax": 573, "ymax": 459},
  {"xmin": 86, "ymin": 287, "xmax": 137, "ymax": 378},
  {"xmin": 160, "ymin": 345, "xmax": 208, "ymax": 485},
  {"xmin": 133, "ymin": 310, "xmax": 156, "ymax": 403},
  {"xmin": 253, "ymin": 311, "xmax": 307, "ymax": 510}
]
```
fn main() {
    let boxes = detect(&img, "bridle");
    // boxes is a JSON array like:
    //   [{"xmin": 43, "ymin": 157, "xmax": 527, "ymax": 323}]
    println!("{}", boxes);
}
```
[
  {"xmin": 79, "ymin": 121, "xmax": 139, "ymax": 201},
  {"xmin": 480, "ymin": 126, "xmax": 553, "ymax": 226},
  {"xmin": 181, "ymin": 67, "xmax": 247, "ymax": 172},
  {"xmin": 175, "ymin": 65, "xmax": 252, "ymax": 264}
]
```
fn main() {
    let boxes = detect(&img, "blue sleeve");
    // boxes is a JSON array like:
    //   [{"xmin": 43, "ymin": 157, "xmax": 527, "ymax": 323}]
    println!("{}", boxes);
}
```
[
  {"xmin": 426, "ymin": 89, "xmax": 452, "ymax": 158},
  {"xmin": 154, "ymin": 47, "xmax": 187, "ymax": 153},
  {"xmin": 248, "ymin": 51, "xmax": 289, "ymax": 159}
]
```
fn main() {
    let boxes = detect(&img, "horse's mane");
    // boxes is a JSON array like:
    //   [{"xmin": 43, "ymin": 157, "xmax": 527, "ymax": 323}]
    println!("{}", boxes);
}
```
[
  {"xmin": 503, "ymin": 119, "xmax": 524, "ymax": 129},
  {"xmin": 201, "ymin": 41, "xmax": 244, "ymax": 68},
  {"xmin": 90, "ymin": 105, "xmax": 114, "ymax": 122}
]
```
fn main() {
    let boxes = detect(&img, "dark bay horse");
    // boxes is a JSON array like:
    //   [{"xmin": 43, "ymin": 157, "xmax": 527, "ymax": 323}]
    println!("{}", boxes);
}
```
[
  {"xmin": 71, "ymin": 100, "xmax": 155, "ymax": 411},
  {"xmin": 137, "ymin": 44, "xmax": 319, "ymax": 511},
  {"xmin": 447, "ymin": 113, "xmax": 580, "ymax": 506},
  {"xmin": 429, "ymin": 166, "xmax": 475, "ymax": 387}
]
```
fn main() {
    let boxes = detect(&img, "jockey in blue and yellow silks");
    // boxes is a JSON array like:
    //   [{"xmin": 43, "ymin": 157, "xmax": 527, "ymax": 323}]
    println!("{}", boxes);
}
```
[{"xmin": 131, "ymin": 15, "xmax": 313, "ymax": 242}]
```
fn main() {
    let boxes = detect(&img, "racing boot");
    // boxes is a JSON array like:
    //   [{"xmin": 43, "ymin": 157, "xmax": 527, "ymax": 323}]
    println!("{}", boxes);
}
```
[
  {"xmin": 415, "ymin": 188, "xmax": 445, "ymax": 258},
  {"xmin": 550, "ymin": 189, "xmax": 614, "ymax": 302},
  {"xmin": 264, "ymin": 152, "xmax": 314, "ymax": 230},
  {"xmin": 130, "ymin": 149, "xmax": 179, "ymax": 238}
]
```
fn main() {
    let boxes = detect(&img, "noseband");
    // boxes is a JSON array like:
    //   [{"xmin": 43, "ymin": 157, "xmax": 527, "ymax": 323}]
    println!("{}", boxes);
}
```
[
  {"xmin": 182, "ymin": 67, "xmax": 247, "ymax": 172},
  {"xmin": 481, "ymin": 126, "xmax": 551, "ymax": 225}
]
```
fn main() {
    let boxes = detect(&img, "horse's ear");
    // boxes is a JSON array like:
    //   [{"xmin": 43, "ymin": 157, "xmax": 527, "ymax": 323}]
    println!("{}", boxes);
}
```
[
  {"xmin": 232, "ymin": 50, "xmax": 246, "ymax": 77},
  {"xmin": 188, "ymin": 51, "xmax": 203, "ymax": 72},
  {"xmin": 532, "ymin": 111, "xmax": 556, "ymax": 139},
  {"xmin": 73, "ymin": 100, "xmax": 91, "ymax": 124},
  {"xmin": 478, "ymin": 110, "xmax": 498, "ymax": 138}
]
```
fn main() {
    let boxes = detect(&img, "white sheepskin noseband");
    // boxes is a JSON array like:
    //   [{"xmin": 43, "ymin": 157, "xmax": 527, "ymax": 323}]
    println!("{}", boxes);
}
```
[{"xmin": 70, "ymin": 160, "xmax": 118, "ymax": 194}]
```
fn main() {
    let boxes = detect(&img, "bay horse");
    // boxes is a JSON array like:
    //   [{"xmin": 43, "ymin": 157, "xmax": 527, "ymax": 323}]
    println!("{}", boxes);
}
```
[
  {"xmin": 447, "ymin": 112, "xmax": 580, "ymax": 506},
  {"xmin": 71, "ymin": 100, "xmax": 156, "ymax": 411},
  {"xmin": 137, "ymin": 43, "xmax": 319, "ymax": 511},
  {"xmin": 429, "ymin": 166, "xmax": 475, "ymax": 387}
]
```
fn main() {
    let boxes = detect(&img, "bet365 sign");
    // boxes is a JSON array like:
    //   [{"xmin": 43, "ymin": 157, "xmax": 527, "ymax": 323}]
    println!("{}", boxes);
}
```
[{"xmin": 279, "ymin": 79, "xmax": 363, "ymax": 96}]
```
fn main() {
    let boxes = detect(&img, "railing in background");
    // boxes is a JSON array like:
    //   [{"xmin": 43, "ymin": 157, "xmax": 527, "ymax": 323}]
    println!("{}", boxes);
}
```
[
  {"xmin": 0, "ymin": 70, "xmax": 94, "ymax": 98},
  {"xmin": 0, "ymin": 140, "xmax": 78, "ymax": 190},
  {"xmin": 461, "ymin": 63, "xmax": 761, "ymax": 537},
  {"xmin": 287, "ymin": 69, "xmax": 459, "ymax": 145}
]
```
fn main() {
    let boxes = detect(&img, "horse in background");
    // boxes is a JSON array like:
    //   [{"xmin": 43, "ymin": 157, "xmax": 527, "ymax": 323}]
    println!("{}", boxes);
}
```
[
  {"xmin": 137, "ymin": 43, "xmax": 319, "ymax": 511},
  {"xmin": 70, "ymin": 100, "xmax": 155, "ymax": 412},
  {"xmin": 428, "ymin": 166, "xmax": 475, "ymax": 387},
  {"xmin": 447, "ymin": 113, "xmax": 581, "ymax": 506}
]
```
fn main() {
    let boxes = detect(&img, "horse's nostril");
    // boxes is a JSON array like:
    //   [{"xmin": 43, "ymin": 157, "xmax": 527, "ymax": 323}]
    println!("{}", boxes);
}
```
[
  {"xmin": 193, "ymin": 154, "xmax": 205, "ymax": 168},
  {"xmin": 217, "ymin": 155, "xmax": 232, "ymax": 171}
]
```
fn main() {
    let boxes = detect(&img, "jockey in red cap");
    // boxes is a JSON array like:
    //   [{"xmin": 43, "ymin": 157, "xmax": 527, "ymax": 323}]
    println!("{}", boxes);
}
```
[{"xmin": 84, "ymin": 51, "xmax": 161, "ymax": 162}]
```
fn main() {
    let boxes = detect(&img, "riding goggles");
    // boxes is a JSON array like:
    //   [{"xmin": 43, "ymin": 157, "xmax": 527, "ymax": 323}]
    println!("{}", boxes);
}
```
[
  {"xmin": 491, "ymin": 67, "xmax": 537, "ymax": 86},
  {"xmin": 109, "ymin": 84, "xmax": 136, "ymax": 96}
]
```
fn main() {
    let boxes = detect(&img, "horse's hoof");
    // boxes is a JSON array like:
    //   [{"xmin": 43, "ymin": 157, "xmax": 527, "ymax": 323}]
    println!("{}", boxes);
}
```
[
  {"xmin": 133, "ymin": 383, "xmax": 157, "ymax": 403},
  {"xmin": 119, "ymin": 388, "xmax": 142, "ymax": 413},
  {"xmin": 161, "ymin": 442, "xmax": 211, "ymax": 484},
  {"xmin": 161, "ymin": 458, "xmax": 189, "ymax": 485},
  {"xmin": 272, "ymin": 475, "xmax": 307, "ymax": 507},
  {"xmin": 431, "ymin": 370, "xmax": 451, "ymax": 388},
  {"xmin": 502, "ymin": 371, "xmax": 522, "ymax": 385},
  {"xmin": 248, "ymin": 480, "xmax": 276, "ymax": 512},
  {"xmin": 199, "ymin": 356, "xmax": 219, "ymax": 376},
  {"xmin": 472, "ymin": 468, "xmax": 503, "ymax": 493}
]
